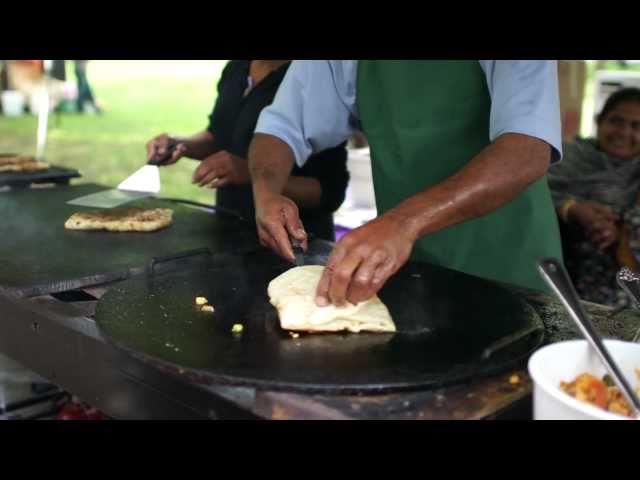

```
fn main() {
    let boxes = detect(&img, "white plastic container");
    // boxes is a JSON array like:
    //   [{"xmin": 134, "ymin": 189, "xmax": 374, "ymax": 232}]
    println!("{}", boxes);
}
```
[
  {"xmin": 1, "ymin": 90, "xmax": 25, "ymax": 117},
  {"xmin": 528, "ymin": 339, "xmax": 640, "ymax": 420},
  {"xmin": 346, "ymin": 147, "xmax": 376, "ymax": 209}
]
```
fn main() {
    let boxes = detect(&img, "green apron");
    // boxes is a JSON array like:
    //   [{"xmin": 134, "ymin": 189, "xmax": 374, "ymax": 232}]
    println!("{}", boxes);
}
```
[{"xmin": 356, "ymin": 60, "xmax": 562, "ymax": 292}]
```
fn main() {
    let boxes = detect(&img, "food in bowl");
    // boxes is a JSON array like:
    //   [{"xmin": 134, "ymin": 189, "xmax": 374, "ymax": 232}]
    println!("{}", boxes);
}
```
[
  {"xmin": 528, "ymin": 340, "xmax": 640, "ymax": 420},
  {"xmin": 559, "ymin": 370, "xmax": 640, "ymax": 418}
]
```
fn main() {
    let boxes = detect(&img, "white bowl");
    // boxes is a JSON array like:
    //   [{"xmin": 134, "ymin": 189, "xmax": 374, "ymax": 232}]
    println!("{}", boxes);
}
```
[{"xmin": 528, "ymin": 339, "xmax": 640, "ymax": 420}]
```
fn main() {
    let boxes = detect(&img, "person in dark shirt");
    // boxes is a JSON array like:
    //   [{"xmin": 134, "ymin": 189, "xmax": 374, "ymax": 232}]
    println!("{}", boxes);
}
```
[{"xmin": 145, "ymin": 60, "xmax": 349, "ymax": 241}]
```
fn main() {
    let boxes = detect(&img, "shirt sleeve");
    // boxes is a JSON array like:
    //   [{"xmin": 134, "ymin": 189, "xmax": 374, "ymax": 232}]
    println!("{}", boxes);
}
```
[
  {"xmin": 480, "ymin": 60, "xmax": 563, "ymax": 164},
  {"xmin": 255, "ymin": 60, "xmax": 357, "ymax": 167}
]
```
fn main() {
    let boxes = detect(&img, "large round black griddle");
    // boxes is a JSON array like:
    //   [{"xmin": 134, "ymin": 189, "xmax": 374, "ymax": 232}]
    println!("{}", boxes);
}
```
[{"xmin": 95, "ymin": 246, "xmax": 544, "ymax": 394}]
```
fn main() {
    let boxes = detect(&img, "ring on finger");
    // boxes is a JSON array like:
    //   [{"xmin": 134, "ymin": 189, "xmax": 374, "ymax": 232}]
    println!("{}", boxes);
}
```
[{"xmin": 206, "ymin": 177, "xmax": 221, "ymax": 188}]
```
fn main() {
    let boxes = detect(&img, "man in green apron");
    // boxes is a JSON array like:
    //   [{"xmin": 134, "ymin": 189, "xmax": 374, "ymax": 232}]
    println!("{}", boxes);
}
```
[{"xmin": 248, "ymin": 61, "xmax": 563, "ymax": 306}]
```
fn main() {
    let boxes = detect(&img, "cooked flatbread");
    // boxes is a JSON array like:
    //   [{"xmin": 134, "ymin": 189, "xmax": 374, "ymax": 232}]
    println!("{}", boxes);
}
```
[
  {"xmin": 0, "ymin": 154, "xmax": 34, "ymax": 166},
  {"xmin": 0, "ymin": 155, "xmax": 49, "ymax": 172},
  {"xmin": 268, "ymin": 265, "xmax": 396, "ymax": 333},
  {"xmin": 0, "ymin": 161, "xmax": 50, "ymax": 172},
  {"xmin": 64, "ymin": 207, "xmax": 173, "ymax": 232}
]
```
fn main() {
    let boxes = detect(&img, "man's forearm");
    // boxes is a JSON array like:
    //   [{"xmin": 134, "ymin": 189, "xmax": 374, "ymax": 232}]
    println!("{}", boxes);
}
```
[
  {"xmin": 388, "ymin": 133, "xmax": 553, "ymax": 242},
  {"xmin": 175, "ymin": 131, "xmax": 217, "ymax": 160},
  {"xmin": 249, "ymin": 133, "xmax": 296, "ymax": 200}
]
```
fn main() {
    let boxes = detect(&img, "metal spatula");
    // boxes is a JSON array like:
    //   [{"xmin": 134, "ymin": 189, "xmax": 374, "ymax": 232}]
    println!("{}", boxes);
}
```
[
  {"xmin": 291, "ymin": 238, "xmax": 305, "ymax": 266},
  {"xmin": 67, "ymin": 143, "xmax": 176, "ymax": 209}
]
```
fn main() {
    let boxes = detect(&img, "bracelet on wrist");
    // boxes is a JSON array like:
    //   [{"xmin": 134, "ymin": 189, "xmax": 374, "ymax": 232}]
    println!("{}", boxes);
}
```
[{"xmin": 560, "ymin": 198, "xmax": 577, "ymax": 223}]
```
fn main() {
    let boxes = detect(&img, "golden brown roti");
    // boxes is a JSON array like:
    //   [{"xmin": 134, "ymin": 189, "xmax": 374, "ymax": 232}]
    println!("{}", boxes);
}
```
[
  {"xmin": 0, "ymin": 154, "xmax": 34, "ymax": 166},
  {"xmin": 268, "ymin": 265, "xmax": 396, "ymax": 333},
  {"xmin": 64, "ymin": 207, "xmax": 173, "ymax": 232},
  {"xmin": 0, "ymin": 161, "xmax": 50, "ymax": 172}
]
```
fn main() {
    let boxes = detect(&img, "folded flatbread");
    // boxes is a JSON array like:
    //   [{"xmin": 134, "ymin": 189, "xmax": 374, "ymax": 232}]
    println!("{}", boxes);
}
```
[{"xmin": 268, "ymin": 265, "xmax": 396, "ymax": 333}]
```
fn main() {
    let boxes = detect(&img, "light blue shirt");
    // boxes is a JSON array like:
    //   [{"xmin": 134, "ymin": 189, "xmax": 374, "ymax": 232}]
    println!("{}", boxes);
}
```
[{"xmin": 255, "ymin": 60, "xmax": 562, "ymax": 167}]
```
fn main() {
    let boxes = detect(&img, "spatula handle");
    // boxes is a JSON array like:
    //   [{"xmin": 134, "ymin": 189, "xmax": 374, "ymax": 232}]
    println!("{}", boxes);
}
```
[{"xmin": 148, "ymin": 141, "xmax": 178, "ymax": 166}]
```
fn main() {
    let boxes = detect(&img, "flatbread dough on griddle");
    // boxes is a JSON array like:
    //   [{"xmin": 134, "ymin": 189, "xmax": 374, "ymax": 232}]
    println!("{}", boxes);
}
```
[{"xmin": 268, "ymin": 265, "xmax": 396, "ymax": 333}]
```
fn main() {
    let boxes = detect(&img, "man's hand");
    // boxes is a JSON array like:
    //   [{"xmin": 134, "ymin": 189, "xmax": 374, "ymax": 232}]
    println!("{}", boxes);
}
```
[
  {"xmin": 316, "ymin": 213, "xmax": 415, "ymax": 307},
  {"xmin": 569, "ymin": 201, "xmax": 620, "ymax": 250},
  {"xmin": 145, "ymin": 133, "xmax": 186, "ymax": 165},
  {"xmin": 192, "ymin": 150, "xmax": 250, "ymax": 189},
  {"xmin": 569, "ymin": 201, "xmax": 620, "ymax": 251},
  {"xmin": 255, "ymin": 193, "xmax": 307, "ymax": 262}
]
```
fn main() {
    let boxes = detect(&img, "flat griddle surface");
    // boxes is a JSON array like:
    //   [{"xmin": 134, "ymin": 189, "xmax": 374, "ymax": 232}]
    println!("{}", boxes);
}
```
[
  {"xmin": 0, "ymin": 183, "xmax": 260, "ymax": 297},
  {"xmin": 96, "ymin": 248, "xmax": 544, "ymax": 394}
]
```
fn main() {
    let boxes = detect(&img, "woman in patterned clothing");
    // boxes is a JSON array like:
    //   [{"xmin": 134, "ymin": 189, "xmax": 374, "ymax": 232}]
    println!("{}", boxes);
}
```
[{"xmin": 548, "ymin": 88, "xmax": 640, "ymax": 306}]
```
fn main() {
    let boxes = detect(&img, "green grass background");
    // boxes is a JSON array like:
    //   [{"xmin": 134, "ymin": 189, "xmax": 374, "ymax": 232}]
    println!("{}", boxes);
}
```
[{"xmin": 0, "ymin": 60, "xmax": 228, "ymax": 203}]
